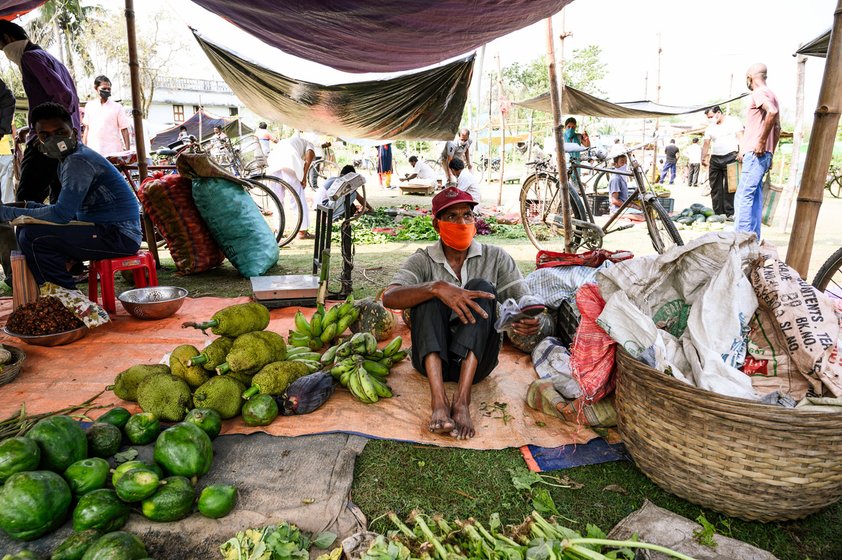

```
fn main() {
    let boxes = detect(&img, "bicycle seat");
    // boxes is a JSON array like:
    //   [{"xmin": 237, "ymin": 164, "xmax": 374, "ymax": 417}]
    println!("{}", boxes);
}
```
[{"xmin": 156, "ymin": 148, "xmax": 177, "ymax": 157}]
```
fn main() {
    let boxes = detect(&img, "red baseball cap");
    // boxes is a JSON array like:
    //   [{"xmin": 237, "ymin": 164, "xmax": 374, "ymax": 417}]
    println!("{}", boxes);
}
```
[{"xmin": 432, "ymin": 187, "xmax": 477, "ymax": 217}]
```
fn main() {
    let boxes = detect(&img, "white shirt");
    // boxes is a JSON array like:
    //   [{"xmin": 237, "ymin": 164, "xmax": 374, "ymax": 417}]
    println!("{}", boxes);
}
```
[
  {"xmin": 703, "ymin": 115, "xmax": 743, "ymax": 156},
  {"xmin": 412, "ymin": 160, "xmax": 436, "ymax": 181},
  {"xmin": 685, "ymin": 143, "xmax": 702, "ymax": 165},
  {"xmin": 268, "ymin": 136, "xmax": 315, "ymax": 182},
  {"xmin": 456, "ymin": 169, "xmax": 481, "ymax": 203},
  {"xmin": 82, "ymin": 98, "xmax": 130, "ymax": 156}
]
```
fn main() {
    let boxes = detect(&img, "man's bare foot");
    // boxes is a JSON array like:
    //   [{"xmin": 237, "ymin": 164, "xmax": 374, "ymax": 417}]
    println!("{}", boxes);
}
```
[
  {"xmin": 450, "ymin": 401, "xmax": 475, "ymax": 440},
  {"xmin": 429, "ymin": 405, "xmax": 456, "ymax": 434}
]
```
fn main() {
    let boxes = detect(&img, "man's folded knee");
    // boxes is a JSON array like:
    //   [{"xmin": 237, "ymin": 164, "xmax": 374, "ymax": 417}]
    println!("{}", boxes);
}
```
[{"xmin": 464, "ymin": 278, "xmax": 495, "ymax": 294}]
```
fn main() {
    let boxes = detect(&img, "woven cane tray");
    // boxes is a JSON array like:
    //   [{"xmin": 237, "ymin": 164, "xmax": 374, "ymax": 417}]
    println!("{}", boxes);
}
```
[
  {"xmin": 615, "ymin": 348, "xmax": 842, "ymax": 522},
  {"xmin": 0, "ymin": 345, "xmax": 26, "ymax": 386}
]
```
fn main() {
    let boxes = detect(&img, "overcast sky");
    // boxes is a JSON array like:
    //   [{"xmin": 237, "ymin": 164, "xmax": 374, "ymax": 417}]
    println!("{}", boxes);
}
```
[{"xmin": 100, "ymin": 0, "xmax": 834, "ymax": 127}]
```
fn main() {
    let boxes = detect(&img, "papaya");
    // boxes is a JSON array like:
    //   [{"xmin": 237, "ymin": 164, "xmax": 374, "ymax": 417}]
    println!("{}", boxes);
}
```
[
  {"xmin": 72, "ymin": 489, "xmax": 129, "ymax": 532},
  {"xmin": 123, "ymin": 413, "xmax": 160, "ymax": 445},
  {"xmin": 0, "ymin": 437, "xmax": 40, "ymax": 483},
  {"xmin": 197, "ymin": 484, "xmax": 237, "ymax": 518},
  {"xmin": 111, "ymin": 460, "xmax": 163, "ymax": 488},
  {"xmin": 63, "ymin": 458, "xmax": 110, "ymax": 497},
  {"xmin": 140, "ymin": 476, "xmax": 194, "ymax": 522},
  {"xmin": 27, "ymin": 416, "xmax": 87, "ymax": 473},
  {"xmin": 80, "ymin": 531, "xmax": 147, "ymax": 560},
  {"xmin": 51, "ymin": 529, "xmax": 103, "ymax": 560},
  {"xmin": 114, "ymin": 467, "xmax": 160, "ymax": 502},
  {"xmin": 242, "ymin": 394, "xmax": 279, "ymax": 426},
  {"xmin": 86, "ymin": 423, "xmax": 122, "ymax": 459},
  {"xmin": 350, "ymin": 297, "xmax": 395, "ymax": 341},
  {"xmin": 184, "ymin": 408, "xmax": 222, "ymax": 440},
  {"xmin": 0, "ymin": 470, "xmax": 72, "ymax": 541},
  {"xmin": 153, "ymin": 422, "xmax": 213, "ymax": 478},
  {"xmin": 96, "ymin": 407, "xmax": 131, "ymax": 430}
]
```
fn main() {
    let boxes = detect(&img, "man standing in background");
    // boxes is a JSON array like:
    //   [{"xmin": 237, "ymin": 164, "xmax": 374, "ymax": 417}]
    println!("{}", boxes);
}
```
[
  {"xmin": 82, "ymin": 75, "xmax": 130, "ymax": 156},
  {"xmin": 377, "ymin": 142, "xmax": 394, "ymax": 188},
  {"xmin": 0, "ymin": 20, "xmax": 79, "ymax": 203},
  {"xmin": 441, "ymin": 128, "xmax": 472, "ymax": 185},
  {"xmin": 701, "ymin": 105, "xmax": 743, "ymax": 217},
  {"xmin": 268, "ymin": 134, "xmax": 316, "ymax": 239},
  {"xmin": 686, "ymin": 137, "xmax": 702, "ymax": 187},
  {"xmin": 660, "ymin": 139, "xmax": 679, "ymax": 185},
  {"xmin": 735, "ymin": 63, "xmax": 780, "ymax": 239}
]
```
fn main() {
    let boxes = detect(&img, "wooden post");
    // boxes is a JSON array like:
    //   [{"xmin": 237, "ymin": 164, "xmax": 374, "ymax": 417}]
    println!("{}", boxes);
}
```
[
  {"xmin": 780, "ymin": 54, "xmax": 807, "ymax": 232},
  {"xmin": 486, "ymin": 74, "xmax": 493, "ymax": 183},
  {"xmin": 545, "ymin": 16, "xmax": 572, "ymax": 251},
  {"xmin": 496, "ymin": 53, "xmax": 506, "ymax": 206},
  {"xmin": 651, "ymin": 35, "xmax": 662, "ymax": 183},
  {"xmin": 125, "ymin": 0, "xmax": 158, "ymax": 266},
  {"xmin": 786, "ymin": 0, "xmax": 842, "ymax": 277}
]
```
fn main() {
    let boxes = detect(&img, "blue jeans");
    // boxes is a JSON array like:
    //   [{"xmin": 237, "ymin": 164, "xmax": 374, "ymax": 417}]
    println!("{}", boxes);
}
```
[
  {"xmin": 734, "ymin": 152, "xmax": 772, "ymax": 239},
  {"xmin": 660, "ymin": 161, "xmax": 676, "ymax": 184},
  {"xmin": 16, "ymin": 223, "xmax": 140, "ymax": 289}
]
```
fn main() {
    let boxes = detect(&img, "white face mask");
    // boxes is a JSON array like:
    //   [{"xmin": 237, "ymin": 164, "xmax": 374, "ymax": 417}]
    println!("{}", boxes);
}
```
[{"xmin": 2, "ymin": 39, "xmax": 27, "ymax": 66}]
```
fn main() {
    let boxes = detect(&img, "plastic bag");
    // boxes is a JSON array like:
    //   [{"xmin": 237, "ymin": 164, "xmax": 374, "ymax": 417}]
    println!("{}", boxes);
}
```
[{"xmin": 494, "ymin": 295, "xmax": 544, "ymax": 332}]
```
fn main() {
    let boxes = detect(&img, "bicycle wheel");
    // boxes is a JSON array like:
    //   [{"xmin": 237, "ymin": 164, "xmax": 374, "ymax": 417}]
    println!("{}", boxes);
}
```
[
  {"xmin": 242, "ymin": 177, "xmax": 285, "ymax": 245},
  {"xmin": 812, "ymin": 246, "xmax": 842, "ymax": 299},
  {"xmin": 248, "ymin": 174, "xmax": 301, "ymax": 247},
  {"xmin": 308, "ymin": 159, "xmax": 341, "ymax": 190},
  {"xmin": 828, "ymin": 177, "xmax": 842, "ymax": 199},
  {"xmin": 520, "ymin": 173, "xmax": 585, "ymax": 251},
  {"xmin": 642, "ymin": 197, "xmax": 683, "ymax": 254}
]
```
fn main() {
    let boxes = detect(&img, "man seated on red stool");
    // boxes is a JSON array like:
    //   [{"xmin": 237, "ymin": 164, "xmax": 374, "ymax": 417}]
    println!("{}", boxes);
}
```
[{"xmin": 0, "ymin": 102, "xmax": 140, "ymax": 289}]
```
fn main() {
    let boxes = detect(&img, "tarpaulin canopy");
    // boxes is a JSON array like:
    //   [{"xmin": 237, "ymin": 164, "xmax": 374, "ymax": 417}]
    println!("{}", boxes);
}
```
[
  {"xmin": 797, "ymin": 29, "xmax": 831, "ymax": 57},
  {"xmin": 189, "ymin": 0, "xmax": 571, "ymax": 73},
  {"xmin": 149, "ymin": 109, "xmax": 253, "ymax": 149},
  {"xmin": 193, "ymin": 31, "xmax": 474, "ymax": 141},
  {"xmin": 0, "ymin": 0, "xmax": 42, "ymax": 19},
  {"xmin": 516, "ymin": 86, "xmax": 746, "ymax": 119}
]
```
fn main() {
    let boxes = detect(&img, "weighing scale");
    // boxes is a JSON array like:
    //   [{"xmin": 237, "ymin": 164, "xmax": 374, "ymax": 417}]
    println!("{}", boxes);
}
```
[{"xmin": 250, "ymin": 172, "xmax": 367, "ymax": 308}]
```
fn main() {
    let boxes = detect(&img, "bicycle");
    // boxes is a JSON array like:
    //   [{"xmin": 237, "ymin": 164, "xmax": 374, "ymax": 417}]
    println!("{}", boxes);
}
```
[
  {"xmin": 308, "ymin": 142, "xmax": 341, "ymax": 190},
  {"xmin": 825, "ymin": 164, "xmax": 842, "ymax": 198},
  {"xmin": 812, "ymin": 247, "xmax": 842, "ymax": 298},
  {"xmin": 519, "ymin": 145, "xmax": 683, "ymax": 254}
]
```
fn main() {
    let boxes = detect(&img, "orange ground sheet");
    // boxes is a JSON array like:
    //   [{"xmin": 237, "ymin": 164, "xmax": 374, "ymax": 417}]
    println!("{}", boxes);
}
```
[{"xmin": 0, "ymin": 296, "xmax": 602, "ymax": 450}]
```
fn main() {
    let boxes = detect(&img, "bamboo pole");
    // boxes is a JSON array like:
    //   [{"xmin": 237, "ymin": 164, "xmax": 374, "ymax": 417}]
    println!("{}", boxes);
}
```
[
  {"xmin": 780, "ymin": 54, "xmax": 807, "ymax": 233},
  {"xmin": 124, "ymin": 0, "xmax": 158, "ymax": 266},
  {"xmin": 545, "ymin": 16, "xmax": 572, "ymax": 251},
  {"xmin": 786, "ymin": 0, "xmax": 842, "ymax": 277},
  {"xmin": 496, "ymin": 53, "xmax": 506, "ymax": 206}
]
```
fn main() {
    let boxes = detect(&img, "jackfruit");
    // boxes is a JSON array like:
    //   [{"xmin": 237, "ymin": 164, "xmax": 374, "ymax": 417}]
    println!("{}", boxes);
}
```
[
  {"xmin": 188, "ymin": 337, "xmax": 234, "ymax": 371},
  {"xmin": 218, "ymin": 331, "xmax": 286, "ymax": 376},
  {"xmin": 170, "ymin": 344, "xmax": 210, "ymax": 389},
  {"xmin": 111, "ymin": 364, "xmax": 171, "ymax": 402},
  {"xmin": 182, "ymin": 302, "xmax": 270, "ymax": 337},
  {"xmin": 242, "ymin": 361, "xmax": 311, "ymax": 399},
  {"xmin": 136, "ymin": 374, "xmax": 193, "ymax": 422},
  {"xmin": 192, "ymin": 376, "xmax": 246, "ymax": 419}
]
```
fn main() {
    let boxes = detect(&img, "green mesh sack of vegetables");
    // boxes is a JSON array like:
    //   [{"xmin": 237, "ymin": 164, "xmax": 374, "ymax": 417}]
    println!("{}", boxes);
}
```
[{"xmin": 179, "ymin": 155, "xmax": 278, "ymax": 278}]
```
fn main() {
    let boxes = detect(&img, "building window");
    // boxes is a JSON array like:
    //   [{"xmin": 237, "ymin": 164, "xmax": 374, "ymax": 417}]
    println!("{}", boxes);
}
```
[
  {"xmin": 229, "ymin": 107, "xmax": 238, "ymax": 116},
  {"xmin": 192, "ymin": 105, "xmax": 200, "ymax": 114},
  {"xmin": 173, "ymin": 105, "xmax": 185, "ymax": 122}
]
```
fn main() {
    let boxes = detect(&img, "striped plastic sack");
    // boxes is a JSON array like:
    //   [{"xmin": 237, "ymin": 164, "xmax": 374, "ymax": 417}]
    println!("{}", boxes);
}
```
[
  {"xmin": 570, "ymin": 283, "xmax": 616, "ymax": 403},
  {"xmin": 138, "ymin": 173, "xmax": 225, "ymax": 275}
]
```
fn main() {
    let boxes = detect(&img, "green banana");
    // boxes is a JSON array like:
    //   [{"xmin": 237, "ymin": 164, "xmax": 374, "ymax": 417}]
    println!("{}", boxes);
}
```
[
  {"xmin": 310, "ymin": 313, "xmax": 323, "ymax": 337},
  {"xmin": 391, "ymin": 350, "xmax": 408, "ymax": 362},
  {"xmin": 320, "ymin": 323, "xmax": 338, "ymax": 344},
  {"xmin": 370, "ymin": 376, "xmax": 393, "ymax": 398},
  {"xmin": 320, "ymin": 345, "xmax": 339, "ymax": 365},
  {"xmin": 323, "ymin": 305, "xmax": 340, "ymax": 327},
  {"xmin": 363, "ymin": 333, "xmax": 378, "ymax": 354},
  {"xmin": 363, "ymin": 360, "xmax": 390, "ymax": 377},
  {"xmin": 377, "ymin": 357, "xmax": 394, "ymax": 369},
  {"xmin": 286, "ymin": 346, "xmax": 312, "ymax": 357},
  {"xmin": 366, "ymin": 350, "xmax": 385, "ymax": 361},
  {"xmin": 290, "ymin": 337, "xmax": 311, "ymax": 348},
  {"xmin": 330, "ymin": 361, "xmax": 353, "ymax": 379},
  {"xmin": 316, "ymin": 302, "xmax": 326, "ymax": 318},
  {"xmin": 296, "ymin": 359, "xmax": 322, "ymax": 373},
  {"xmin": 383, "ymin": 336, "xmax": 402, "ymax": 357},
  {"xmin": 289, "ymin": 352, "xmax": 321, "ymax": 362},
  {"xmin": 347, "ymin": 365, "xmax": 366, "ymax": 401},
  {"xmin": 336, "ymin": 341, "xmax": 353, "ymax": 358},
  {"xmin": 340, "ymin": 368, "xmax": 353, "ymax": 388},
  {"xmin": 294, "ymin": 311, "xmax": 311, "ymax": 336},
  {"xmin": 357, "ymin": 367, "xmax": 379, "ymax": 403},
  {"xmin": 307, "ymin": 338, "xmax": 324, "ymax": 351},
  {"xmin": 335, "ymin": 314, "xmax": 353, "ymax": 335}
]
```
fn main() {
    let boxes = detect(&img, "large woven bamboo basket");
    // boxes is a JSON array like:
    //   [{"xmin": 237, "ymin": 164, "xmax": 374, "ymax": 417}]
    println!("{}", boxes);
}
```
[{"xmin": 614, "ymin": 348, "xmax": 842, "ymax": 522}]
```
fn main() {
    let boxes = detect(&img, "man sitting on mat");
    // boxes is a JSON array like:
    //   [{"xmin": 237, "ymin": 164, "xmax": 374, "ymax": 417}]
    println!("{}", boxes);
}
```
[
  {"xmin": 0, "ymin": 102, "xmax": 141, "ymax": 289},
  {"xmin": 382, "ymin": 187, "xmax": 540, "ymax": 440}
]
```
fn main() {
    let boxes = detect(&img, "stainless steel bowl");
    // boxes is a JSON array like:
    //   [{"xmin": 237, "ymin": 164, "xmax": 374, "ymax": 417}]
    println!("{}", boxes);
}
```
[
  {"xmin": 2, "ymin": 325, "xmax": 89, "ymax": 347},
  {"xmin": 118, "ymin": 287, "xmax": 189, "ymax": 320}
]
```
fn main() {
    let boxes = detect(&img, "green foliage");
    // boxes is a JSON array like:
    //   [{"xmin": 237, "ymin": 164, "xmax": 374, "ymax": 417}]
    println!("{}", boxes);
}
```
[
  {"xmin": 395, "ymin": 215, "xmax": 439, "ymax": 242},
  {"xmin": 693, "ymin": 513, "xmax": 718, "ymax": 548}
]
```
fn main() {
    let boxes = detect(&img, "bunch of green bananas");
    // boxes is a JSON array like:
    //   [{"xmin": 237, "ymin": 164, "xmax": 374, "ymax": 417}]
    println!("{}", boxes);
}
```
[
  {"xmin": 322, "ymin": 334, "xmax": 407, "ymax": 404},
  {"xmin": 288, "ymin": 296, "xmax": 359, "ymax": 351},
  {"xmin": 284, "ymin": 347, "xmax": 325, "ymax": 373}
]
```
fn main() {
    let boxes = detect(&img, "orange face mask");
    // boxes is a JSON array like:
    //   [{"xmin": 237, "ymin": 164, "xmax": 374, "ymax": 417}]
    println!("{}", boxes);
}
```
[{"xmin": 438, "ymin": 221, "xmax": 476, "ymax": 251}]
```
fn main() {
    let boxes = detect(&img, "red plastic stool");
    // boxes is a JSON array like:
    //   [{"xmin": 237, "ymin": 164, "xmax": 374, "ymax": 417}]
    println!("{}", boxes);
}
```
[{"xmin": 88, "ymin": 251, "xmax": 158, "ymax": 313}]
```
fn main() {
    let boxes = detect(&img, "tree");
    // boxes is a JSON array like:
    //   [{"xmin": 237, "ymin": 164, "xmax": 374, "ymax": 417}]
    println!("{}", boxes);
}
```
[{"xmin": 28, "ymin": 0, "xmax": 103, "ymax": 82}]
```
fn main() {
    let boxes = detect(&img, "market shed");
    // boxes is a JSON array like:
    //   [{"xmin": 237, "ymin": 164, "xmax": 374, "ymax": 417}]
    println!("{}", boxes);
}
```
[{"xmin": 149, "ymin": 109, "xmax": 253, "ymax": 149}]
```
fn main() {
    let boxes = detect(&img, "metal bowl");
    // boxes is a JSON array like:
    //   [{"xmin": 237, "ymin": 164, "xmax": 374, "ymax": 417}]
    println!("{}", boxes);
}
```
[
  {"xmin": 118, "ymin": 287, "xmax": 189, "ymax": 320},
  {"xmin": 2, "ymin": 325, "xmax": 89, "ymax": 347}
]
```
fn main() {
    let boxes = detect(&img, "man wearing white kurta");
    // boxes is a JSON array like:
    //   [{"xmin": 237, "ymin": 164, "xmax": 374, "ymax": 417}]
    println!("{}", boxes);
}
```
[
  {"xmin": 268, "ymin": 134, "xmax": 316, "ymax": 238},
  {"xmin": 400, "ymin": 156, "xmax": 438, "ymax": 188}
]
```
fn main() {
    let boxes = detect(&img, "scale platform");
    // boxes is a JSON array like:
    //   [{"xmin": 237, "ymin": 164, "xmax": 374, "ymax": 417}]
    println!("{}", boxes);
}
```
[{"xmin": 250, "ymin": 275, "xmax": 319, "ymax": 308}]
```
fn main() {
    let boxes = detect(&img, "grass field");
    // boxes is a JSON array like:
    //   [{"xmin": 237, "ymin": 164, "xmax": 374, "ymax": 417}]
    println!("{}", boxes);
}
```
[{"xmin": 104, "ymin": 176, "xmax": 842, "ymax": 559}]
